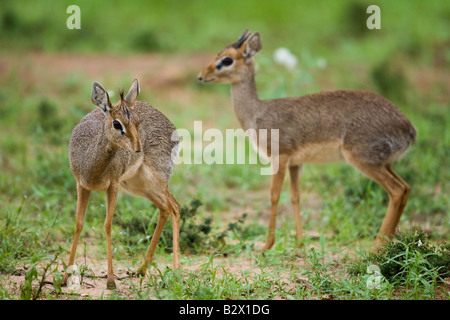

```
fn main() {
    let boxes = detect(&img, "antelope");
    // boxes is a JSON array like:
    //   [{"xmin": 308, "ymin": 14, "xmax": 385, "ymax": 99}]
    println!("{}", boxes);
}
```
[
  {"xmin": 198, "ymin": 30, "xmax": 416, "ymax": 251},
  {"xmin": 63, "ymin": 79, "xmax": 180, "ymax": 289}
]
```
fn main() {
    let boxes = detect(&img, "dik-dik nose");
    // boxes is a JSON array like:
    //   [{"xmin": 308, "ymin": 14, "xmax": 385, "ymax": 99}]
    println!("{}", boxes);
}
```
[{"xmin": 135, "ymin": 139, "xmax": 143, "ymax": 153}]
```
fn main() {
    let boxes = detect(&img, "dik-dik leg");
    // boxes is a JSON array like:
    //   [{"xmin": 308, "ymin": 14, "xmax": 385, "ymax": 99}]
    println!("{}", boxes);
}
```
[
  {"xmin": 345, "ymin": 156, "xmax": 410, "ymax": 248},
  {"xmin": 137, "ymin": 188, "xmax": 181, "ymax": 276},
  {"xmin": 263, "ymin": 155, "xmax": 288, "ymax": 251},
  {"xmin": 168, "ymin": 191, "xmax": 181, "ymax": 269},
  {"xmin": 289, "ymin": 165, "xmax": 304, "ymax": 246},
  {"xmin": 105, "ymin": 183, "xmax": 119, "ymax": 289},
  {"xmin": 63, "ymin": 184, "xmax": 91, "ymax": 285},
  {"xmin": 373, "ymin": 164, "xmax": 411, "ymax": 246}
]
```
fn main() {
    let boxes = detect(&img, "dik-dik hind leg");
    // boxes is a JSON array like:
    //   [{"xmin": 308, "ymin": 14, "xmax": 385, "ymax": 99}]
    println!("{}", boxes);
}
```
[
  {"xmin": 346, "ymin": 157, "xmax": 410, "ymax": 249},
  {"xmin": 137, "ymin": 188, "xmax": 180, "ymax": 276},
  {"xmin": 374, "ymin": 164, "xmax": 410, "ymax": 246},
  {"xmin": 168, "ymin": 191, "xmax": 181, "ymax": 269},
  {"xmin": 63, "ymin": 184, "xmax": 91, "ymax": 285},
  {"xmin": 263, "ymin": 155, "xmax": 288, "ymax": 251},
  {"xmin": 289, "ymin": 165, "xmax": 304, "ymax": 246}
]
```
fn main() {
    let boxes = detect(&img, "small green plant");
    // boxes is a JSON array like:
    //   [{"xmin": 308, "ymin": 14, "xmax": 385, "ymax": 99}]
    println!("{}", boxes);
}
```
[
  {"xmin": 302, "ymin": 242, "xmax": 335, "ymax": 299},
  {"xmin": 0, "ymin": 200, "xmax": 35, "ymax": 275},
  {"xmin": 20, "ymin": 250, "xmax": 62, "ymax": 300},
  {"xmin": 178, "ymin": 198, "xmax": 213, "ymax": 253},
  {"xmin": 139, "ymin": 198, "xmax": 213, "ymax": 254},
  {"xmin": 349, "ymin": 227, "xmax": 449, "ymax": 298}
]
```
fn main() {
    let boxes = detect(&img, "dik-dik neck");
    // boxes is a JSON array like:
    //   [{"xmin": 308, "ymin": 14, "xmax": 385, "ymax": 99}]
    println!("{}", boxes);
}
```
[
  {"xmin": 87, "ymin": 124, "xmax": 119, "ymax": 180},
  {"xmin": 230, "ymin": 68, "xmax": 261, "ymax": 131}
]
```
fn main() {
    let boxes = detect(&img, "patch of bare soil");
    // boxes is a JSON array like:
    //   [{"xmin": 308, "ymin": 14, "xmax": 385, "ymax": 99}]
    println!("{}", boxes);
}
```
[{"xmin": 0, "ymin": 51, "xmax": 210, "ymax": 87}]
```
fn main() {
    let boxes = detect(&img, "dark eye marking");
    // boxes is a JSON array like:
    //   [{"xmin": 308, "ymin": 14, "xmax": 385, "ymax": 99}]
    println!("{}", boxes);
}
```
[
  {"xmin": 216, "ymin": 57, "xmax": 234, "ymax": 70},
  {"xmin": 112, "ymin": 119, "xmax": 125, "ymax": 135},
  {"xmin": 221, "ymin": 57, "xmax": 234, "ymax": 66}
]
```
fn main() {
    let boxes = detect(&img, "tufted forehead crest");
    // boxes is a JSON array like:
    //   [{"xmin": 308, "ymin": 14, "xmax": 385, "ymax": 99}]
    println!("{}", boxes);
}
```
[{"xmin": 231, "ymin": 29, "xmax": 252, "ymax": 49}]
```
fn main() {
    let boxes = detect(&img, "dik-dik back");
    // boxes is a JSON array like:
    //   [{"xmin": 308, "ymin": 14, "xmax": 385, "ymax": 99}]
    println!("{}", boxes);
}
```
[{"xmin": 256, "ymin": 90, "xmax": 417, "ymax": 165}]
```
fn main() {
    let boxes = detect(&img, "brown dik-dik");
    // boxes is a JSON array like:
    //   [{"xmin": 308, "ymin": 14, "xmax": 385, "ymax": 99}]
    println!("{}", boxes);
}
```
[
  {"xmin": 198, "ymin": 30, "xmax": 416, "ymax": 251},
  {"xmin": 63, "ymin": 79, "xmax": 180, "ymax": 289}
]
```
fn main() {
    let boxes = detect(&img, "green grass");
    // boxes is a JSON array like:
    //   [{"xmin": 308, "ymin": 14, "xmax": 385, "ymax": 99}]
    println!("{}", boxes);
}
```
[{"xmin": 0, "ymin": 0, "xmax": 449, "ymax": 300}]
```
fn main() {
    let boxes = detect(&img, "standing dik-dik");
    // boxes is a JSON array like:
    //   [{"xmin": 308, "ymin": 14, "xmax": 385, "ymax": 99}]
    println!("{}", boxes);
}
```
[
  {"xmin": 198, "ymin": 30, "xmax": 416, "ymax": 251},
  {"xmin": 64, "ymin": 79, "xmax": 180, "ymax": 289}
]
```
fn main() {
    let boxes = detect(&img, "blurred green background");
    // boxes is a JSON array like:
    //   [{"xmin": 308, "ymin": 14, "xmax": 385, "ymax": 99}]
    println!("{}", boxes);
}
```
[
  {"xmin": 1, "ymin": 0, "xmax": 449, "ymax": 57},
  {"xmin": 0, "ymin": 0, "xmax": 449, "ymax": 299}
]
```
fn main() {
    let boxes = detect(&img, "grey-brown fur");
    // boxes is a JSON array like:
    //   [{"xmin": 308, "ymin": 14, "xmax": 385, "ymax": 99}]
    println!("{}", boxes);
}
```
[
  {"xmin": 230, "ymin": 68, "xmax": 416, "ymax": 163},
  {"xmin": 65, "ymin": 79, "xmax": 180, "ymax": 289},
  {"xmin": 198, "ymin": 30, "xmax": 417, "ymax": 251},
  {"xmin": 69, "ymin": 101, "xmax": 178, "ymax": 189}
]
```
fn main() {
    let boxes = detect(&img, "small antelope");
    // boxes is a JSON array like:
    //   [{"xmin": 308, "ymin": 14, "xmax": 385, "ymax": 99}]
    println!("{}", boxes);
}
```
[
  {"xmin": 64, "ymin": 79, "xmax": 180, "ymax": 289},
  {"xmin": 198, "ymin": 30, "xmax": 416, "ymax": 250}
]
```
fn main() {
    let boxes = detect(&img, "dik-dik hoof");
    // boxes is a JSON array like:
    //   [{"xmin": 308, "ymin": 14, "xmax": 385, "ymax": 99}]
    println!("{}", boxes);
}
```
[
  {"xmin": 262, "ymin": 242, "xmax": 274, "ymax": 252},
  {"xmin": 106, "ymin": 278, "xmax": 116, "ymax": 290},
  {"xmin": 136, "ymin": 265, "xmax": 148, "ymax": 277}
]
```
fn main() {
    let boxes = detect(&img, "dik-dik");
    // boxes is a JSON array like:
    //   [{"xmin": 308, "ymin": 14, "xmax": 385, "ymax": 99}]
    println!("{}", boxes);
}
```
[
  {"xmin": 198, "ymin": 30, "xmax": 416, "ymax": 251},
  {"xmin": 64, "ymin": 79, "xmax": 180, "ymax": 289}
]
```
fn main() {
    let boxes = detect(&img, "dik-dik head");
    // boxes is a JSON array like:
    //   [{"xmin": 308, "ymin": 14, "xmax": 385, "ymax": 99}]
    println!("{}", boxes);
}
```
[
  {"xmin": 91, "ymin": 79, "xmax": 142, "ymax": 153},
  {"xmin": 198, "ymin": 30, "xmax": 262, "ymax": 84}
]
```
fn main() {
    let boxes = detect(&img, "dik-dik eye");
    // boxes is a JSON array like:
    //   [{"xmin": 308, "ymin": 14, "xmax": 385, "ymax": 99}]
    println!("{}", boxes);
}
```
[
  {"xmin": 221, "ymin": 57, "xmax": 234, "ymax": 66},
  {"xmin": 112, "ymin": 120, "xmax": 125, "ymax": 135},
  {"xmin": 216, "ymin": 57, "xmax": 234, "ymax": 70}
]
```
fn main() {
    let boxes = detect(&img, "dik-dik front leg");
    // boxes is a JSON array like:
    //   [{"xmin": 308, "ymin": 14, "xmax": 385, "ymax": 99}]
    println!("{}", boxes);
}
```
[
  {"xmin": 105, "ymin": 183, "xmax": 119, "ymax": 289},
  {"xmin": 263, "ymin": 155, "xmax": 288, "ymax": 251},
  {"xmin": 63, "ymin": 184, "xmax": 91, "ymax": 285}
]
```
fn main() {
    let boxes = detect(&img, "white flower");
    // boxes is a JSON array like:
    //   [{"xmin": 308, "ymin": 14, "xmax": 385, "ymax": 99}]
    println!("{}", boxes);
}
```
[
  {"xmin": 273, "ymin": 47, "xmax": 298, "ymax": 70},
  {"xmin": 317, "ymin": 57, "xmax": 327, "ymax": 69},
  {"xmin": 418, "ymin": 239, "xmax": 423, "ymax": 247}
]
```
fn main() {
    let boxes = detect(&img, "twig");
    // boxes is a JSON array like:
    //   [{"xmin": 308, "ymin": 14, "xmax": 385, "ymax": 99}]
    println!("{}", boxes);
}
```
[{"xmin": 43, "ymin": 206, "xmax": 62, "ymax": 247}]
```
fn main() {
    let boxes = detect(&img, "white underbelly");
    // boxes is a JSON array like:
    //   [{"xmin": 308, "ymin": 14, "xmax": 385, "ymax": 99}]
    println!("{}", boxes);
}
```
[
  {"xmin": 120, "ymin": 156, "xmax": 144, "ymax": 181},
  {"xmin": 289, "ymin": 140, "xmax": 345, "ymax": 165},
  {"xmin": 120, "ymin": 164, "xmax": 166, "ymax": 201},
  {"xmin": 248, "ymin": 131, "xmax": 270, "ymax": 160}
]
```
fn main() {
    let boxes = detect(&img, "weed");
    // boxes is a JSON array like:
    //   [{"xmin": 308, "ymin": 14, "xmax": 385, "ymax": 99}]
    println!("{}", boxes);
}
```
[
  {"xmin": 349, "ymin": 227, "xmax": 449, "ymax": 298},
  {"xmin": 20, "ymin": 249, "xmax": 62, "ymax": 300},
  {"xmin": 0, "ymin": 200, "xmax": 35, "ymax": 275}
]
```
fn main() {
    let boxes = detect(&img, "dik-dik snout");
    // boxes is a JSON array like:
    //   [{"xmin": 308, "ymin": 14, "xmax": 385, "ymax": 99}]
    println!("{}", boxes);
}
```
[
  {"xmin": 92, "ymin": 80, "xmax": 142, "ymax": 154},
  {"xmin": 198, "ymin": 30, "xmax": 261, "ymax": 85}
]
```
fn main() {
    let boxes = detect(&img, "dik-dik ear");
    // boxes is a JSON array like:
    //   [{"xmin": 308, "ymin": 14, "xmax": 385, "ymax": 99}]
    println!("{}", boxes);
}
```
[
  {"xmin": 124, "ymin": 79, "xmax": 140, "ymax": 108},
  {"xmin": 244, "ymin": 32, "xmax": 262, "ymax": 60},
  {"xmin": 91, "ymin": 82, "xmax": 112, "ymax": 114}
]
